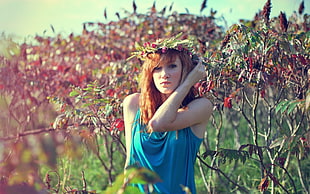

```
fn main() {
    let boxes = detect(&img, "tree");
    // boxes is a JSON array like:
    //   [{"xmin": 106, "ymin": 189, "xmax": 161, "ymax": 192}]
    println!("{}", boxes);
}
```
[{"xmin": 0, "ymin": 0, "xmax": 309, "ymax": 193}]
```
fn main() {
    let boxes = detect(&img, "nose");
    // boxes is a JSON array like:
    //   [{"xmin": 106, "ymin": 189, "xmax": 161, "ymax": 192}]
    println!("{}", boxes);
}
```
[{"xmin": 160, "ymin": 67, "xmax": 170, "ymax": 78}]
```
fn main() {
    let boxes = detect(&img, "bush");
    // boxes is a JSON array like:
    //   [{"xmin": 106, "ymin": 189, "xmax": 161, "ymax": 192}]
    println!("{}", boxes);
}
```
[{"xmin": 0, "ymin": 0, "xmax": 309, "ymax": 193}]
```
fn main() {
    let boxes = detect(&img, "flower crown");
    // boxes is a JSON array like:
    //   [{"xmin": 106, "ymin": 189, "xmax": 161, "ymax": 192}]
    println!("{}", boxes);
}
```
[{"xmin": 127, "ymin": 32, "xmax": 195, "ymax": 61}]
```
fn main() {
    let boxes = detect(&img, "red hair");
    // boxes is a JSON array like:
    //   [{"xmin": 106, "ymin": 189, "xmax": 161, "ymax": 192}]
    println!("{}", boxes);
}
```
[{"xmin": 139, "ymin": 49, "xmax": 197, "ymax": 125}]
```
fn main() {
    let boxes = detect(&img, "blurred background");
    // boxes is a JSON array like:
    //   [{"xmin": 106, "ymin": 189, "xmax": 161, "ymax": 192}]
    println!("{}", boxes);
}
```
[
  {"xmin": 0, "ymin": 0, "xmax": 309, "ymax": 193},
  {"xmin": 1, "ymin": 0, "xmax": 309, "ymax": 39}
]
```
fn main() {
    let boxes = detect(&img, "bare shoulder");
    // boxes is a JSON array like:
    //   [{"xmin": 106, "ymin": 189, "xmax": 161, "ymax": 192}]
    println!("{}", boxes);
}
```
[
  {"xmin": 189, "ymin": 97, "xmax": 213, "ymax": 113},
  {"xmin": 123, "ymin": 93, "xmax": 140, "ymax": 168},
  {"xmin": 123, "ymin": 93, "xmax": 140, "ymax": 111},
  {"xmin": 190, "ymin": 97, "xmax": 213, "ymax": 125},
  {"xmin": 188, "ymin": 97, "xmax": 213, "ymax": 138},
  {"xmin": 123, "ymin": 93, "xmax": 140, "ymax": 125},
  {"xmin": 123, "ymin": 93, "xmax": 140, "ymax": 139}
]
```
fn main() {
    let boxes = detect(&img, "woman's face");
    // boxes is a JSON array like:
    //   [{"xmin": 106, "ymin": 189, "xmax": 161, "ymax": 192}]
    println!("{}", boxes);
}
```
[{"xmin": 152, "ymin": 56, "xmax": 182, "ymax": 96}]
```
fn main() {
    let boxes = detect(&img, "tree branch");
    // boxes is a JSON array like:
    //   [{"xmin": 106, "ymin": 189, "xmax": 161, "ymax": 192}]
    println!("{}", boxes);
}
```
[
  {"xmin": 197, "ymin": 155, "xmax": 249, "ymax": 193},
  {"xmin": 0, "ymin": 127, "xmax": 55, "ymax": 141}
]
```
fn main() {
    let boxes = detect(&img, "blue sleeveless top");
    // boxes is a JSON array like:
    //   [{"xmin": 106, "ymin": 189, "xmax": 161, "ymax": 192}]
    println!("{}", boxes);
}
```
[{"xmin": 129, "ymin": 109, "xmax": 203, "ymax": 194}]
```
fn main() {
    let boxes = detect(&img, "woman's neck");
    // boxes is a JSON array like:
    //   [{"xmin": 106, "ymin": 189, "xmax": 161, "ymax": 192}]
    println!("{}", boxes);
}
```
[{"xmin": 160, "ymin": 93, "xmax": 170, "ymax": 102}]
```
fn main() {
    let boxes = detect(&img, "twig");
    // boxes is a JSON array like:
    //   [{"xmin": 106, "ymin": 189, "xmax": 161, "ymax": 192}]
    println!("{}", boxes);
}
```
[
  {"xmin": 197, "ymin": 155, "xmax": 249, "ymax": 193},
  {"xmin": 45, "ymin": 170, "xmax": 60, "ymax": 193},
  {"xmin": 197, "ymin": 156, "xmax": 210, "ymax": 193},
  {"xmin": 295, "ymin": 159, "xmax": 305, "ymax": 194},
  {"xmin": 82, "ymin": 171, "xmax": 87, "ymax": 191},
  {"xmin": 0, "ymin": 127, "xmax": 55, "ymax": 141}
]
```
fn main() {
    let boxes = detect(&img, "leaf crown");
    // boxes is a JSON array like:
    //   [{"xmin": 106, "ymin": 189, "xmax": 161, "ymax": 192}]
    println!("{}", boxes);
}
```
[{"xmin": 127, "ymin": 32, "xmax": 195, "ymax": 61}]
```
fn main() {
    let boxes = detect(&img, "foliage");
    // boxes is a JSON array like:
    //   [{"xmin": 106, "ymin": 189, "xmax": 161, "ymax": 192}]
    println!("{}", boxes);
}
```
[
  {"xmin": 0, "ymin": 0, "xmax": 309, "ymax": 193},
  {"xmin": 199, "ymin": 1, "xmax": 310, "ymax": 192},
  {"xmin": 104, "ymin": 166, "xmax": 161, "ymax": 194},
  {"xmin": 127, "ymin": 32, "xmax": 195, "ymax": 61}
]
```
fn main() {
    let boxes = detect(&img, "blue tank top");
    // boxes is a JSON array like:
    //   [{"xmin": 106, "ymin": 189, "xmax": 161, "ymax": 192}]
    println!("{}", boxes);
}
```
[{"xmin": 129, "ymin": 109, "xmax": 203, "ymax": 194}]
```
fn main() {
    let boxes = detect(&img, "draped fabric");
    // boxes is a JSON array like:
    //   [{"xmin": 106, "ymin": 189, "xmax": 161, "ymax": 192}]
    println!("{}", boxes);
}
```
[{"xmin": 129, "ymin": 109, "xmax": 203, "ymax": 194}]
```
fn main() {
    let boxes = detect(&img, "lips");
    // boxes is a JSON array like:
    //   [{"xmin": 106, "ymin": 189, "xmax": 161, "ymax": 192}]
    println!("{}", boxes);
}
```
[{"xmin": 160, "ymin": 81, "xmax": 171, "ymax": 85}]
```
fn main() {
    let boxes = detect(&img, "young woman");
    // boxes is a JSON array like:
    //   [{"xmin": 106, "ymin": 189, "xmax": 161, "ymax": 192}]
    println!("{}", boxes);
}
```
[{"xmin": 123, "ymin": 35, "xmax": 213, "ymax": 194}]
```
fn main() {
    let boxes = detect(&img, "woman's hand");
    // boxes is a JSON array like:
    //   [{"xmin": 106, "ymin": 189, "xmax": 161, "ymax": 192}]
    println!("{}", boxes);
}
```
[{"xmin": 186, "ymin": 58, "xmax": 206, "ymax": 86}]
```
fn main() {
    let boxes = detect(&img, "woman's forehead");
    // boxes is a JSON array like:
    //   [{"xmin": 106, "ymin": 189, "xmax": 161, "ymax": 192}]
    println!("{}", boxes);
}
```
[{"xmin": 157, "ymin": 55, "xmax": 180, "ymax": 66}]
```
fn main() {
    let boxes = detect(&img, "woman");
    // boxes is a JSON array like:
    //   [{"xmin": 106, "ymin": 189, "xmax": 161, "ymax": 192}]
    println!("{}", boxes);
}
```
[{"xmin": 123, "ymin": 34, "xmax": 213, "ymax": 194}]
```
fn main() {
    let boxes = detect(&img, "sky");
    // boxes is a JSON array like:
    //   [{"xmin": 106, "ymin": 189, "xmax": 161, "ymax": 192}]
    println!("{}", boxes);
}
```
[{"xmin": 0, "ymin": 0, "xmax": 308, "ymax": 41}]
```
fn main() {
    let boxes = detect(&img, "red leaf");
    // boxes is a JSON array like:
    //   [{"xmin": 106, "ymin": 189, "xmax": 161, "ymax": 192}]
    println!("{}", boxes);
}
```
[
  {"xmin": 78, "ymin": 74, "xmax": 87, "ymax": 83},
  {"xmin": 260, "ymin": 89, "xmax": 266, "ymax": 98},
  {"xmin": 106, "ymin": 89, "xmax": 115, "ymax": 97},
  {"xmin": 206, "ymin": 80, "xmax": 214, "ymax": 92},
  {"xmin": 57, "ymin": 65, "xmax": 65, "ymax": 72},
  {"xmin": 199, "ymin": 81, "xmax": 207, "ymax": 96},
  {"xmin": 195, "ymin": 80, "xmax": 214, "ymax": 96},
  {"xmin": 249, "ymin": 57, "xmax": 253, "ymax": 73},
  {"xmin": 298, "ymin": 55, "xmax": 307, "ymax": 65},
  {"xmin": 224, "ymin": 97, "xmax": 232, "ymax": 108},
  {"xmin": 258, "ymin": 176, "xmax": 269, "ymax": 191},
  {"xmin": 291, "ymin": 54, "xmax": 297, "ymax": 58},
  {"xmin": 111, "ymin": 118, "xmax": 125, "ymax": 131}
]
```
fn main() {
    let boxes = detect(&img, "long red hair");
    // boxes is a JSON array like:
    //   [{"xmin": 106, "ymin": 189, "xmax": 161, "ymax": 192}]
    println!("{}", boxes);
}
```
[{"xmin": 139, "ymin": 49, "xmax": 197, "ymax": 125}]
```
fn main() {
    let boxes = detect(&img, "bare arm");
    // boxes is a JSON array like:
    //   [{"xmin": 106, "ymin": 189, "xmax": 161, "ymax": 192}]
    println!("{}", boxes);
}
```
[
  {"xmin": 123, "ymin": 93, "xmax": 139, "ymax": 169},
  {"xmin": 149, "ymin": 61, "xmax": 212, "ymax": 132}
]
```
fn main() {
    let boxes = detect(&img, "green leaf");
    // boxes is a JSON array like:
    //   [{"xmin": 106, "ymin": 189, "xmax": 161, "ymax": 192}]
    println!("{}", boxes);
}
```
[
  {"xmin": 124, "ymin": 186, "xmax": 143, "ymax": 194},
  {"xmin": 83, "ymin": 87, "xmax": 93, "ymax": 91},
  {"xmin": 82, "ymin": 103, "xmax": 93, "ymax": 107},
  {"xmin": 123, "ymin": 166, "xmax": 161, "ymax": 185},
  {"xmin": 94, "ymin": 98, "xmax": 110, "ymax": 104},
  {"xmin": 276, "ymin": 100, "xmax": 303, "ymax": 115},
  {"xmin": 91, "ymin": 116, "xmax": 99, "ymax": 127},
  {"xmin": 135, "ymin": 42, "xmax": 143, "ymax": 50},
  {"xmin": 69, "ymin": 90, "xmax": 79, "ymax": 97},
  {"xmin": 275, "ymin": 100, "xmax": 289, "ymax": 113},
  {"xmin": 287, "ymin": 100, "xmax": 301, "ymax": 114},
  {"xmin": 104, "ymin": 173, "xmax": 125, "ymax": 194},
  {"xmin": 104, "ymin": 168, "xmax": 145, "ymax": 194},
  {"xmin": 174, "ymin": 32, "xmax": 183, "ymax": 39},
  {"xmin": 83, "ymin": 95, "xmax": 93, "ymax": 99},
  {"xmin": 201, "ymin": 150, "xmax": 217, "ymax": 159},
  {"xmin": 105, "ymin": 104, "xmax": 113, "ymax": 116}
]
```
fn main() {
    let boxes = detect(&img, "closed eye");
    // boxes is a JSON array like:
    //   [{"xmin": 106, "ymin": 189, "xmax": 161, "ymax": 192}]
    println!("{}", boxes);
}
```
[{"xmin": 168, "ymin": 64, "xmax": 177, "ymax": 68}]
